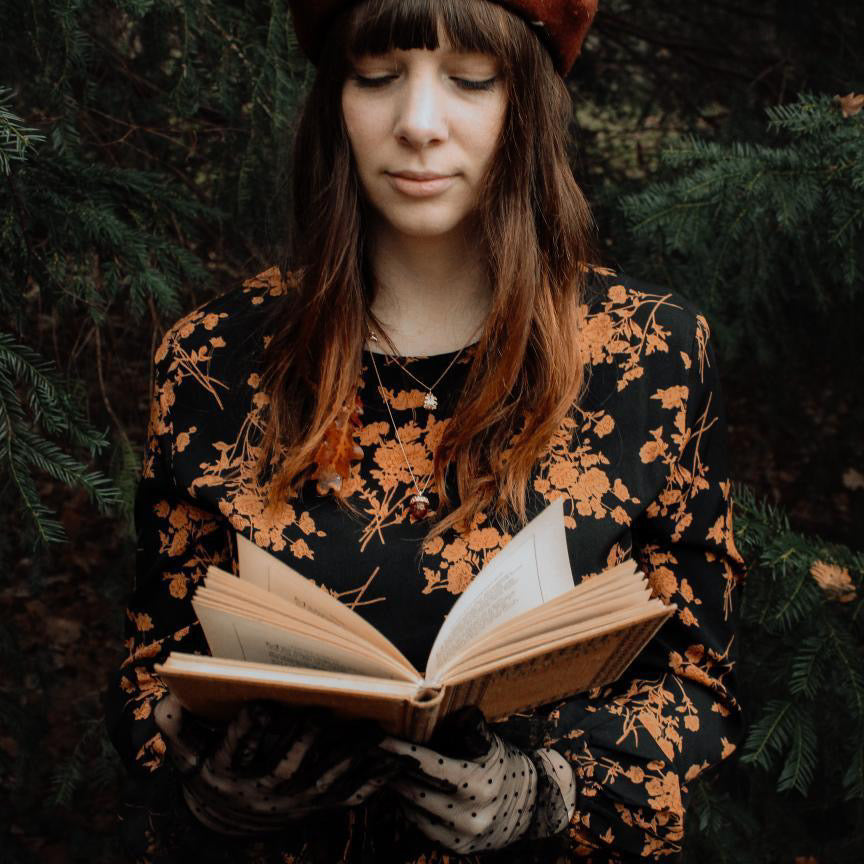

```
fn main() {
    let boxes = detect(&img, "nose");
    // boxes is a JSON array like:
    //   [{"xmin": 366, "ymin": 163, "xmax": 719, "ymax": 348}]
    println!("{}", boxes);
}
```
[{"xmin": 393, "ymin": 71, "xmax": 448, "ymax": 149}]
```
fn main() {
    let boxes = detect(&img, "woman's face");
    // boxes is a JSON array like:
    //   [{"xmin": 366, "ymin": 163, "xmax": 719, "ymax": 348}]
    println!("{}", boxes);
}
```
[{"xmin": 341, "ymin": 26, "xmax": 508, "ymax": 241}]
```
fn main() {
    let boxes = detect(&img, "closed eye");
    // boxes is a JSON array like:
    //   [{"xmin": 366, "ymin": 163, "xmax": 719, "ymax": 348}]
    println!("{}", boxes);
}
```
[
  {"xmin": 454, "ymin": 77, "xmax": 498, "ymax": 92},
  {"xmin": 351, "ymin": 74, "xmax": 398, "ymax": 88},
  {"xmin": 351, "ymin": 74, "xmax": 499, "ymax": 92}
]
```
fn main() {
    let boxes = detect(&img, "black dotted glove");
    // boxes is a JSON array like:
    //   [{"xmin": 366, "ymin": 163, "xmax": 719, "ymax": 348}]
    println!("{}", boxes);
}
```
[
  {"xmin": 154, "ymin": 694, "xmax": 407, "ymax": 836},
  {"xmin": 378, "ymin": 706, "xmax": 577, "ymax": 853}
]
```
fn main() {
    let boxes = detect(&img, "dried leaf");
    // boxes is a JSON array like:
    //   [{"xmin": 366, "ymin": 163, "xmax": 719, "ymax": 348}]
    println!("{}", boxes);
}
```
[
  {"xmin": 841, "ymin": 467, "xmax": 864, "ymax": 491},
  {"xmin": 834, "ymin": 92, "xmax": 864, "ymax": 118},
  {"xmin": 809, "ymin": 560, "xmax": 857, "ymax": 603},
  {"xmin": 311, "ymin": 394, "xmax": 364, "ymax": 495}
]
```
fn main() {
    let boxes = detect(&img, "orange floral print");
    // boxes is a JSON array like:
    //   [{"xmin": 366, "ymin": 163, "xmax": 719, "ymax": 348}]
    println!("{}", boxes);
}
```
[{"xmin": 105, "ymin": 266, "xmax": 746, "ymax": 864}]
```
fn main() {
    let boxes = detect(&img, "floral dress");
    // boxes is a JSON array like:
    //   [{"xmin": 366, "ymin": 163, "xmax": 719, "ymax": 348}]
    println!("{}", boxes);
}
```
[{"xmin": 104, "ymin": 265, "xmax": 747, "ymax": 863}]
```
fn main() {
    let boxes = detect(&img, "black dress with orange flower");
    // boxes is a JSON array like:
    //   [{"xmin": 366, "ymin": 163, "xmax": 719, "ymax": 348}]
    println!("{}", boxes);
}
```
[{"xmin": 104, "ymin": 265, "xmax": 747, "ymax": 864}]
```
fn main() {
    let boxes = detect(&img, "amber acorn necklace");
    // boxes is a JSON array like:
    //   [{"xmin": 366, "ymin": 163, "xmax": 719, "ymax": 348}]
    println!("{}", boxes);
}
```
[{"xmin": 365, "ymin": 329, "xmax": 479, "ymax": 520}]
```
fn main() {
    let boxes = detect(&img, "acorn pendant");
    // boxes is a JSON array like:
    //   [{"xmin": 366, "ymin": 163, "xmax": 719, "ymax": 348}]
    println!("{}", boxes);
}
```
[
  {"xmin": 409, "ymin": 494, "xmax": 431, "ymax": 519},
  {"xmin": 423, "ymin": 391, "xmax": 438, "ymax": 410}
]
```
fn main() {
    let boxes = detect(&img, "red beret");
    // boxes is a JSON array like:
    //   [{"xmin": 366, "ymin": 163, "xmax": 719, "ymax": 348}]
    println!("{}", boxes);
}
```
[{"xmin": 289, "ymin": 1, "xmax": 598, "ymax": 78}]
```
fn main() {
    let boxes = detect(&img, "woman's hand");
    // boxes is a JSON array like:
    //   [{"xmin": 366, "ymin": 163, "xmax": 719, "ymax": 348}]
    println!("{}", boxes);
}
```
[
  {"xmin": 154, "ymin": 694, "xmax": 405, "ymax": 836},
  {"xmin": 378, "ymin": 707, "xmax": 576, "ymax": 854}
]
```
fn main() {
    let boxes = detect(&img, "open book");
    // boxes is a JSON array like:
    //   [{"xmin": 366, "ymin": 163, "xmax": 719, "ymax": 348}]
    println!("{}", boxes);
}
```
[{"xmin": 155, "ymin": 497, "xmax": 676, "ymax": 742}]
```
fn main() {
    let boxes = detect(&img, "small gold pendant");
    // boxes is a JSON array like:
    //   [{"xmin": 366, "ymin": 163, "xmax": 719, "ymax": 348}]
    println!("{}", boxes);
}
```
[{"xmin": 423, "ymin": 391, "xmax": 438, "ymax": 410}]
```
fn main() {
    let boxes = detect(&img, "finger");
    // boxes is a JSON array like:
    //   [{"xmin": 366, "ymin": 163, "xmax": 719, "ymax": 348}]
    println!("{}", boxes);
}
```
[
  {"xmin": 236, "ymin": 701, "xmax": 308, "ymax": 776},
  {"xmin": 390, "ymin": 778, "xmax": 466, "ymax": 821},
  {"xmin": 380, "ymin": 733, "xmax": 504, "ymax": 793},
  {"xmin": 153, "ymin": 693, "xmax": 183, "ymax": 735},
  {"xmin": 182, "ymin": 781, "xmax": 256, "ymax": 836},
  {"xmin": 183, "ymin": 775, "xmax": 289, "ymax": 834},
  {"xmin": 378, "ymin": 736, "xmax": 472, "ymax": 786},
  {"xmin": 340, "ymin": 772, "xmax": 392, "ymax": 806},
  {"xmin": 274, "ymin": 715, "xmax": 370, "ymax": 795},
  {"xmin": 308, "ymin": 749, "xmax": 407, "ymax": 807},
  {"xmin": 268, "ymin": 726, "xmax": 318, "ymax": 784},
  {"xmin": 399, "ymin": 796, "xmax": 477, "ymax": 854},
  {"xmin": 209, "ymin": 704, "xmax": 259, "ymax": 776},
  {"xmin": 154, "ymin": 695, "xmax": 203, "ymax": 775}
]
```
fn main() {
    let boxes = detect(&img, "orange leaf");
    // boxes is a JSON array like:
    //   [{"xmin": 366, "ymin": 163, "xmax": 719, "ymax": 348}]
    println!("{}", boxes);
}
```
[
  {"xmin": 311, "ymin": 394, "xmax": 364, "ymax": 494},
  {"xmin": 834, "ymin": 92, "xmax": 864, "ymax": 118}
]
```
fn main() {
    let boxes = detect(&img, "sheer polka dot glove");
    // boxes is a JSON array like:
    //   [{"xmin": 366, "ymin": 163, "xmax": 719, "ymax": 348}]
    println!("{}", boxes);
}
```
[
  {"xmin": 154, "ymin": 694, "xmax": 405, "ymax": 836},
  {"xmin": 378, "ymin": 707, "xmax": 577, "ymax": 854}
]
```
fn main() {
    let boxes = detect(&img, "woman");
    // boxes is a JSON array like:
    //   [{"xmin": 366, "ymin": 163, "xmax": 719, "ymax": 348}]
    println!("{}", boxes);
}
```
[{"xmin": 105, "ymin": 1, "xmax": 747, "ymax": 862}]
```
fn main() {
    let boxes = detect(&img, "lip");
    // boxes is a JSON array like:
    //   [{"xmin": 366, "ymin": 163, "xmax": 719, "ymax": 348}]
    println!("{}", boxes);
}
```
[{"xmin": 386, "ymin": 172, "xmax": 456, "ymax": 197}]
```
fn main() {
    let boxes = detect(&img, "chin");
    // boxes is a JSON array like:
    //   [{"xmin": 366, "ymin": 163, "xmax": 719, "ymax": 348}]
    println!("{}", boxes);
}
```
[
  {"xmin": 381, "ymin": 205, "xmax": 472, "ymax": 240},
  {"xmin": 392, "ymin": 219, "xmax": 466, "ymax": 239}
]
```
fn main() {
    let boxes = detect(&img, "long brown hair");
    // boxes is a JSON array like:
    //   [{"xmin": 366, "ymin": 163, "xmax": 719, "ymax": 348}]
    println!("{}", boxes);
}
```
[{"xmin": 257, "ymin": 0, "xmax": 599, "ymax": 544}]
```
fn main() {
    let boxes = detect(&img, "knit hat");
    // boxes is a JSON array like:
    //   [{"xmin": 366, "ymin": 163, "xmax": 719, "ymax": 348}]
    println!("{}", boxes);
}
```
[{"xmin": 288, "ymin": 1, "xmax": 598, "ymax": 78}]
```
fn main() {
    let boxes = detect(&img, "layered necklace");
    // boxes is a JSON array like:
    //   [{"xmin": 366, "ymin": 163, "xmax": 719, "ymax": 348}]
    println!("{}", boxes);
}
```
[{"xmin": 365, "ymin": 324, "xmax": 480, "ymax": 520}]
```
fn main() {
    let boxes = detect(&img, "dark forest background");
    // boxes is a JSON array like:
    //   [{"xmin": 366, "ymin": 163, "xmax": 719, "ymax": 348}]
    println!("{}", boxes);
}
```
[{"xmin": 0, "ymin": 1, "xmax": 861, "ymax": 862}]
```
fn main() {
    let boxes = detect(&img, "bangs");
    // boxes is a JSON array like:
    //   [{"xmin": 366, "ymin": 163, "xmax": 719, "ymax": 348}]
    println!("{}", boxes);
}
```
[{"xmin": 345, "ymin": 0, "xmax": 515, "ymax": 62}]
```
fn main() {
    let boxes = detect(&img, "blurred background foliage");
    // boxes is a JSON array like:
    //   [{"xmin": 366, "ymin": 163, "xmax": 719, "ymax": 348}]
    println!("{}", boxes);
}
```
[{"xmin": 0, "ymin": 1, "xmax": 861, "ymax": 861}]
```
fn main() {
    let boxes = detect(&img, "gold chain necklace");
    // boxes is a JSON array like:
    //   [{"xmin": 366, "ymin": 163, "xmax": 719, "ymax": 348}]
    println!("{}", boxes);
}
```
[
  {"xmin": 365, "ymin": 331, "xmax": 479, "ymax": 520},
  {"xmin": 366, "ymin": 324, "xmax": 481, "ymax": 410}
]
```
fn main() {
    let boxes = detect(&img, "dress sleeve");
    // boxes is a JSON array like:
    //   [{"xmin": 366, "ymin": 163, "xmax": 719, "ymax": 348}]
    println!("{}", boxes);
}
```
[
  {"xmin": 103, "ymin": 332, "xmax": 235, "ymax": 856},
  {"xmin": 532, "ymin": 316, "xmax": 747, "ymax": 861}
]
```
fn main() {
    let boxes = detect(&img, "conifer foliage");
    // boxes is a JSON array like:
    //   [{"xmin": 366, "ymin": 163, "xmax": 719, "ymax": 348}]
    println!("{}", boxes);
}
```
[
  {"xmin": 617, "ymin": 93, "xmax": 864, "ymax": 366},
  {"xmin": 683, "ymin": 485, "xmax": 864, "ymax": 863},
  {"xmin": 0, "ymin": 2, "xmax": 861, "ymax": 863}
]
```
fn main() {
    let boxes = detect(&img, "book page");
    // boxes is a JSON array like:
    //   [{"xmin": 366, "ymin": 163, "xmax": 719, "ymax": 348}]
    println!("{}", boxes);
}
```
[
  {"xmin": 194, "ymin": 586, "xmax": 414, "ymax": 680},
  {"xmin": 235, "ymin": 533, "xmax": 416, "ymax": 673},
  {"xmin": 192, "ymin": 600, "xmax": 419, "ymax": 682},
  {"xmin": 155, "ymin": 653, "xmax": 434, "ymax": 734},
  {"xmin": 443, "ymin": 599, "xmax": 672, "ymax": 681},
  {"xmin": 438, "ymin": 613, "xmax": 673, "ymax": 727},
  {"xmin": 425, "ymin": 496, "xmax": 573, "ymax": 681},
  {"xmin": 433, "ymin": 581, "xmax": 651, "ymax": 680},
  {"xmin": 159, "ymin": 653, "xmax": 422, "ymax": 700},
  {"xmin": 201, "ymin": 569, "xmax": 410, "ymax": 674}
]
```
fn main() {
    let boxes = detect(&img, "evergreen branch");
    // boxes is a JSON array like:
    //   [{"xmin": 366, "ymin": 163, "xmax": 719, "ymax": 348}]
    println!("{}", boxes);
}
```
[
  {"xmin": 6, "ymin": 441, "xmax": 68, "ymax": 547},
  {"xmin": 16, "ymin": 426, "xmax": 121, "ymax": 512},
  {"xmin": 738, "ymin": 698, "xmax": 796, "ymax": 771},
  {"xmin": 788, "ymin": 633, "xmax": 828, "ymax": 699},
  {"xmin": 842, "ymin": 736, "xmax": 864, "ymax": 801},
  {"xmin": 0, "ymin": 86, "xmax": 47, "ymax": 174},
  {"xmin": 775, "ymin": 706, "xmax": 818, "ymax": 795},
  {"xmin": 767, "ymin": 563, "xmax": 822, "ymax": 631},
  {"xmin": 823, "ymin": 617, "xmax": 864, "ymax": 723}
]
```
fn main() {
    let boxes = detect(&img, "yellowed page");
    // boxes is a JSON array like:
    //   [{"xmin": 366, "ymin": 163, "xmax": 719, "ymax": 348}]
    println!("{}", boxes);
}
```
[
  {"xmin": 425, "ymin": 497, "xmax": 573, "ymax": 680},
  {"xmin": 192, "ymin": 598, "xmax": 418, "ymax": 682},
  {"xmin": 234, "ymin": 534, "xmax": 415, "ymax": 671},
  {"xmin": 438, "ymin": 612, "xmax": 674, "ymax": 724},
  {"xmin": 160, "ymin": 653, "xmax": 421, "ymax": 699},
  {"xmin": 193, "ymin": 588, "xmax": 413, "ymax": 680},
  {"xmin": 155, "ymin": 653, "xmax": 432, "ymax": 734},
  {"xmin": 431, "ymin": 560, "xmax": 643, "ymax": 676},
  {"xmin": 435, "ymin": 582, "xmax": 653, "ymax": 680},
  {"xmin": 201, "ymin": 571, "xmax": 415, "ymax": 674},
  {"xmin": 452, "ymin": 570, "xmax": 644, "ymax": 654},
  {"xmin": 443, "ymin": 599, "xmax": 673, "ymax": 681}
]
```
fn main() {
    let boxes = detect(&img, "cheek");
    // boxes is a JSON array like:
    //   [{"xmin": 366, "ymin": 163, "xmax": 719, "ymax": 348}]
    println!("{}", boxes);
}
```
[
  {"xmin": 463, "ymin": 105, "xmax": 507, "ymax": 170},
  {"xmin": 342, "ymin": 97, "xmax": 386, "ymax": 166}
]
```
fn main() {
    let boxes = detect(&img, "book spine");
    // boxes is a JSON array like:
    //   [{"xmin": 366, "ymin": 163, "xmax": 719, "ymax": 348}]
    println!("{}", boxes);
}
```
[{"xmin": 404, "ymin": 700, "xmax": 441, "ymax": 743}]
